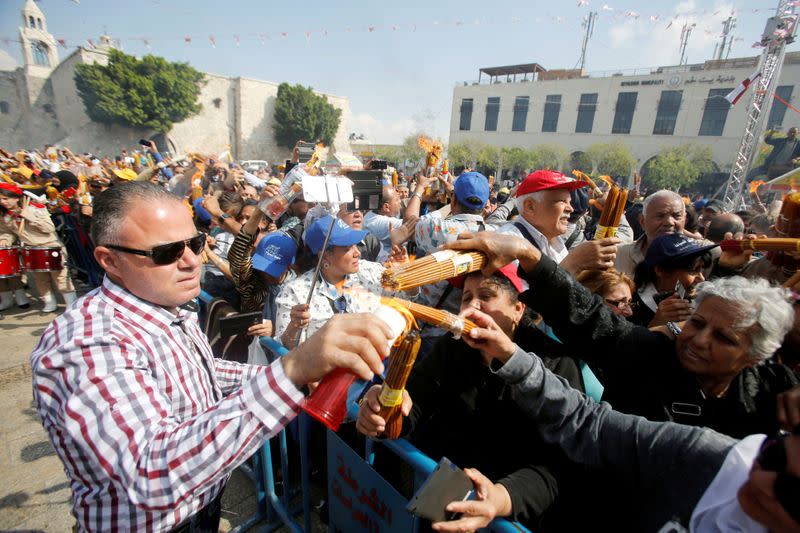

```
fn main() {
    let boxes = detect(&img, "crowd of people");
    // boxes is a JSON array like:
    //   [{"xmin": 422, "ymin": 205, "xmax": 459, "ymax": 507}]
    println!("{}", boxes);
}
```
[{"xmin": 3, "ymin": 135, "xmax": 799, "ymax": 532}]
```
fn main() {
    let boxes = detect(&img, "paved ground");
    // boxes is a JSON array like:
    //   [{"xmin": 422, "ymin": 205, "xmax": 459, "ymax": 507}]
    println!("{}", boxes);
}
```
[{"xmin": 0, "ymin": 294, "xmax": 322, "ymax": 532}]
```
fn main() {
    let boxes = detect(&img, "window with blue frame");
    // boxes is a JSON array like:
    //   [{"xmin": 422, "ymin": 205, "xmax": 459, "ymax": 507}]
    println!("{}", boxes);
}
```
[
  {"xmin": 542, "ymin": 95, "xmax": 561, "ymax": 132},
  {"xmin": 653, "ymin": 90, "xmax": 683, "ymax": 135},
  {"xmin": 611, "ymin": 92, "xmax": 637, "ymax": 134},
  {"xmin": 575, "ymin": 93, "xmax": 598, "ymax": 133},
  {"xmin": 512, "ymin": 96, "xmax": 529, "ymax": 132},
  {"xmin": 698, "ymin": 88, "xmax": 733, "ymax": 136},
  {"xmin": 485, "ymin": 97, "xmax": 500, "ymax": 131}
]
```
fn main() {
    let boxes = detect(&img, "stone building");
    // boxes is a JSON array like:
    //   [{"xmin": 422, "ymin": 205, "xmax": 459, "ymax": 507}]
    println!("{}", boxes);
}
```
[
  {"xmin": 0, "ymin": 0, "xmax": 354, "ymax": 162},
  {"xmin": 448, "ymin": 55, "xmax": 800, "ymax": 179}
]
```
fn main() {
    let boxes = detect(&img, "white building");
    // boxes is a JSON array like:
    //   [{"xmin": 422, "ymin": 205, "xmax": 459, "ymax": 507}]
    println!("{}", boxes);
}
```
[
  {"xmin": 448, "ymin": 54, "xmax": 800, "ymax": 177},
  {"xmin": 0, "ymin": 0, "xmax": 354, "ymax": 161}
]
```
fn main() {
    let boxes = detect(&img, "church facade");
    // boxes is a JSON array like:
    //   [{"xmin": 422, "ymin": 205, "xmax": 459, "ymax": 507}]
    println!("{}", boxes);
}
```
[{"xmin": 0, "ymin": 0, "xmax": 354, "ymax": 161}]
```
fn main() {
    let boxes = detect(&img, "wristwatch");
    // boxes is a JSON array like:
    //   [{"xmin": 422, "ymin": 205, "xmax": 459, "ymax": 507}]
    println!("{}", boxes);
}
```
[
  {"xmin": 665, "ymin": 321, "xmax": 682, "ymax": 337},
  {"xmin": 219, "ymin": 213, "xmax": 231, "ymax": 220}
]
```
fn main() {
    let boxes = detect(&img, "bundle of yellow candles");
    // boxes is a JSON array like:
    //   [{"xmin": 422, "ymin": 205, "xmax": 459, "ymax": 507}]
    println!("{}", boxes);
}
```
[
  {"xmin": 381, "ymin": 250, "xmax": 486, "ymax": 291},
  {"xmin": 594, "ymin": 185, "xmax": 629, "ymax": 239},
  {"xmin": 381, "ymin": 297, "xmax": 477, "ymax": 339}
]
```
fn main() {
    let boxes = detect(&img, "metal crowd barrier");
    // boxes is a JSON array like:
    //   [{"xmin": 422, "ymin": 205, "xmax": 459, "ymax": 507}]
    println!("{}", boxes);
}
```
[{"xmin": 197, "ymin": 290, "xmax": 529, "ymax": 532}]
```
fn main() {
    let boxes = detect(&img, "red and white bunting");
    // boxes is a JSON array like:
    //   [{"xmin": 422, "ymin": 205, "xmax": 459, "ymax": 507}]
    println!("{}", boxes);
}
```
[{"xmin": 724, "ymin": 71, "xmax": 762, "ymax": 105}]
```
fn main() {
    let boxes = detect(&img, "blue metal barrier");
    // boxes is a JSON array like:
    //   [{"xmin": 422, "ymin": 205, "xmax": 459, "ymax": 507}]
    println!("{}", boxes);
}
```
[{"xmin": 363, "ymin": 438, "xmax": 531, "ymax": 533}]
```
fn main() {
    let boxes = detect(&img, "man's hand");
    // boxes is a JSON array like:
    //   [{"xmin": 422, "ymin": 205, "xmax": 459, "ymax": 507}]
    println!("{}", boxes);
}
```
[
  {"xmin": 202, "ymin": 195, "xmax": 223, "ymax": 218},
  {"xmin": 719, "ymin": 231, "xmax": 762, "ymax": 270},
  {"xmin": 777, "ymin": 385, "xmax": 800, "ymax": 432},
  {"xmin": 386, "ymin": 244, "xmax": 408, "ymax": 264},
  {"xmin": 391, "ymin": 216, "xmax": 418, "ymax": 247},
  {"xmin": 444, "ymin": 231, "xmax": 541, "ymax": 275},
  {"xmin": 460, "ymin": 308, "xmax": 516, "ymax": 365},
  {"xmin": 281, "ymin": 313, "xmax": 392, "ymax": 387},
  {"xmin": 247, "ymin": 319, "xmax": 273, "ymax": 338},
  {"xmin": 649, "ymin": 293, "xmax": 692, "ymax": 326},
  {"xmin": 431, "ymin": 468, "xmax": 512, "ymax": 533},
  {"xmin": 560, "ymin": 237, "xmax": 621, "ymax": 274},
  {"xmin": 355, "ymin": 384, "xmax": 412, "ymax": 438},
  {"xmin": 260, "ymin": 183, "xmax": 281, "ymax": 201}
]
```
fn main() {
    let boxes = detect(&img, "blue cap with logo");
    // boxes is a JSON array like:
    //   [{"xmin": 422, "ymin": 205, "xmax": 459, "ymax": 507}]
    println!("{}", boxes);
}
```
[
  {"xmin": 454, "ymin": 172, "xmax": 491, "ymax": 210},
  {"xmin": 252, "ymin": 232, "xmax": 298, "ymax": 278},
  {"xmin": 644, "ymin": 233, "xmax": 718, "ymax": 268},
  {"xmin": 305, "ymin": 215, "xmax": 368, "ymax": 255}
]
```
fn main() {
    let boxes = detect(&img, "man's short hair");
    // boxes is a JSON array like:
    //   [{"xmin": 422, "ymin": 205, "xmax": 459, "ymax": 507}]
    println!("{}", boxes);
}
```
[
  {"xmin": 642, "ymin": 190, "xmax": 684, "ymax": 217},
  {"xmin": 91, "ymin": 182, "xmax": 180, "ymax": 246},
  {"xmin": 705, "ymin": 213, "xmax": 745, "ymax": 242}
]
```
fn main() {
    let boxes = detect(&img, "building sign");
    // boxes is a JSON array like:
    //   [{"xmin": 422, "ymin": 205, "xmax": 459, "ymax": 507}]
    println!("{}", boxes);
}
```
[{"xmin": 620, "ymin": 74, "xmax": 736, "ymax": 87}]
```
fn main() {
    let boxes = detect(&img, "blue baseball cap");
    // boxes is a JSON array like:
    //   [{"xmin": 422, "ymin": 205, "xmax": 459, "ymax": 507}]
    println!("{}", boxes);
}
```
[
  {"xmin": 252, "ymin": 232, "xmax": 297, "ymax": 277},
  {"xmin": 192, "ymin": 197, "xmax": 212, "ymax": 223},
  {"xmin": 454, "ymin": 172, "xmax": 491, "ymax": 210},
  {"xmin": 645, "ymin": 233, "xmax": 718, "ymax": 268},
  {"xmin": 305, "ymin": 215, "xmax": 368, "ymax": 255}
]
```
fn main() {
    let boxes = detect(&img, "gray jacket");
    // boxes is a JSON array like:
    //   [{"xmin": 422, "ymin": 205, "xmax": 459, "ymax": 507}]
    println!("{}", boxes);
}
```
[{"xmin": 495, "ymin": 347, "xmax": 737, "ymax": 531}]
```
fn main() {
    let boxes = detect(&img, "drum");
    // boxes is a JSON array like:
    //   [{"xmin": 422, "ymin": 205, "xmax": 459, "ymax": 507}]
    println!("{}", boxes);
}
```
[
  {"xmin": 0, "ymin": 246, "xmax": 21, "ymax": 278},
  {"xmin": 22, "ymin": 246, "xmax": 63, "ymax": 272}
]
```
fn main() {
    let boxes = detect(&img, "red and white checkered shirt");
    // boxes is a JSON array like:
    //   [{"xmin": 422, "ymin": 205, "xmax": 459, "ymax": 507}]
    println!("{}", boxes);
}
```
[{"xmin": 31, "ymin": 276, "xmax": 305, "ymax": 532}]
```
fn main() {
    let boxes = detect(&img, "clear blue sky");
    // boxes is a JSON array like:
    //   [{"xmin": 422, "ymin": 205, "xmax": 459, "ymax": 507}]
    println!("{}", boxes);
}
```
[{"xmin": 0, "ymin": 0, "xmax": 792, "ymax": 145}]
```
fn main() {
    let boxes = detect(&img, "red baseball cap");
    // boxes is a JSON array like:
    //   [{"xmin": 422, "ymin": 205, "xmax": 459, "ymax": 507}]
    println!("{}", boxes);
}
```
[
  {"xmin": 516, "ymin": 170, "xmax": 588, "ymax": 197},
  {"xmin": 449, "ymin": 262, "xmax": 529, "ymax": 294},
  {"xmin": 0, "ymin": 182, "xmax": 23, "ymax": 196}
]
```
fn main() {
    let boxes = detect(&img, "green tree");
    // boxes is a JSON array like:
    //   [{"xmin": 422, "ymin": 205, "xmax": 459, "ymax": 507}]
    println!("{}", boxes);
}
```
[
  {"xmin": 644, "ymin": 144, "xmax": 715, "ymax": 190},
  {"xmin": 398, "ymin": 134, "xmax": 427, "ymax": 171},
  {"xmin": 476, "ymin": 144, "xmax": 501, "ymax": 174},
  {"xmin": 529, "ymin": 144, "xmax": 568, "ymax": 171},
  {"xmin": 273, "ymin": 83, "xmax": 342, "ymax": 149},
  {"xmin": 568, "ymin": 151, "xmax": 593, "ymax": 173},
  {"xmin": 502, "ymin": 147, "xmax": 532, "ymax": 175},
  {"xmin": 74, "ymin": 49, "xmax": 205, "ymax": 132},
  {"xmin": 448, "ymin": 140, "xmax": 484, "ymax": 169},
  {"xmin": 587, "ymin": 142, "xmax": 636, "ymax": 178}
]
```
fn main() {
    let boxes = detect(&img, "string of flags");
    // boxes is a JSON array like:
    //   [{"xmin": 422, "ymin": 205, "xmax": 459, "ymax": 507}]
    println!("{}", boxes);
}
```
[{"xmin": 8, "ymin": 1, "xmax": 796, "ymax": 53}]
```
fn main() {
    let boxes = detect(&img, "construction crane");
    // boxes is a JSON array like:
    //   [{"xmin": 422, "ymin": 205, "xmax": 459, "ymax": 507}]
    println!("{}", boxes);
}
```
[{"xmin": 722, "ymin": 0, "xmax": 798, "ymax": 211}]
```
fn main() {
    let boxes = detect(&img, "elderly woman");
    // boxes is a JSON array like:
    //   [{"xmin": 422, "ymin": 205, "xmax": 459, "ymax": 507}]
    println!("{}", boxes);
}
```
[
  {"xmin": 444, "ymin": 231, "xmax": 798, "ymax": 440},
  {"xmin": 357, "ymin": 265, "xmax": 584, "ymax": 531},
  {"xmin": 576, "ymin": 268, "xmax": 636, "ymax": 319},
  {"xmin": 274, "ymin": 215, "xmax": 388, "ymax": 349},
  {"xmin": 631, "ymin": 233, "xmax": 716, "ymax": 327}
]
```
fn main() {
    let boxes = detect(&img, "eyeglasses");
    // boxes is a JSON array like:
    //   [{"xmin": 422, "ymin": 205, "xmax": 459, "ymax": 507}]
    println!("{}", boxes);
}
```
[
  {"xmin": 757, "ymin": 432, "xmax": 800, "ymax": 524},
  {"xmin": 105, "ymin": 233, "xmax": 206, "ymax": 265},
  {"xmin": 604, "ymin": 297, "xmax": 637, "ymax": 311}
]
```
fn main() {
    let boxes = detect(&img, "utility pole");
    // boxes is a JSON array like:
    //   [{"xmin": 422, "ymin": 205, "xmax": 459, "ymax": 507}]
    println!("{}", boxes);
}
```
[
  {"xmin": 713, "ymin": 15, "xmax": 737, "ymax": 60},
  {"xmin": 578, "ymin": 11, "xmax": 597, "ymax": 71},
  {"xmin": 679, "ymin": 22, "xmax": 696, "ymax": 65}
]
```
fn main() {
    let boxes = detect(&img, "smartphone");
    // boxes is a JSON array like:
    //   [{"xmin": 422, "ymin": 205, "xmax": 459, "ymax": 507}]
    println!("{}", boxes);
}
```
[
  {"xmin": 406, "ymin": 457, "xmax": 474, "ymax": 523},
  {"xmin": 675, "ymin": 281, "xmax": 687, "ymax": 300},
  {"xmin": 218, "ymin": 311, "xmax": 263, "ymax": 337}
]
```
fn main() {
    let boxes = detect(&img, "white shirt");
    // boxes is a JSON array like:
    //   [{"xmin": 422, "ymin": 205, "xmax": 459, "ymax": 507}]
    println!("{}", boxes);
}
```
[
  {"xmin": 689, "ymin": 434, "xmax": 767, "ymax": 533},
  {"xmin": 498, "ymin": 217, "xmax": 569, "ymax": 264},
  {"xmin": 363, "ymin": 211, "xmax": 402, "ymax": 262}
]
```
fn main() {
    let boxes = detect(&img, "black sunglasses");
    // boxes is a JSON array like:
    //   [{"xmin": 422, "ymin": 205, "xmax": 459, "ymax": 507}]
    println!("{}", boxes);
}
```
[
  {"xmin": 757, "ymin": 432, "xmax": 800, "ymax": 524},
  {"xmin": 106, "ymin": 233, "xmax": 205, "ymax": 265}
]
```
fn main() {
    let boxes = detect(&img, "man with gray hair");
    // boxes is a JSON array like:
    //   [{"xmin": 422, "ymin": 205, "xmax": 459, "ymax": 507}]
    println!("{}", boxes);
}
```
[
  {"xmin": 497, "ymin": 170, "xmax": 620, "ymax": 275},
  {"xmin": 615, "ymin": 189, "xmax": 687, "ymax": 276},
  {"xmin": 30, "ymin": 181, "xmax": 394, "ymax": 532}
]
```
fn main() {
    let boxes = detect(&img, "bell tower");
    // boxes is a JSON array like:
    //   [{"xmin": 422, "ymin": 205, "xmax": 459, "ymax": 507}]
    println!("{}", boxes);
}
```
[{"xmin": 19, "ymin": 0, "xmax": 59, "ymax": 76}]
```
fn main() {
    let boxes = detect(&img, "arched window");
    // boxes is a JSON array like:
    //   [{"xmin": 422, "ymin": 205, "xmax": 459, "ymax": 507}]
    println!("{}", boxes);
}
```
[
  {"xmin": 31, "ymin": 41, "xmax": 48, "ymax": 66},
  {"xmin": 0, "ymin": 101, "xmax": 9, "ymax": 114},
  {"xmin": 28, "ymin": 15, "xmax": 35, "ymax": 29},
  {"xmin": 37, "ymin": 18, "xmax": 43, "ymax": 30}
]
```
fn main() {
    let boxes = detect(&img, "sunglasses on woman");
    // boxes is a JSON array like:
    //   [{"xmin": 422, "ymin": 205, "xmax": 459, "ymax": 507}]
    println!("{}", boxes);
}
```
[
  {"xmin": 757, "ymin": 431, "xmax": 800, "ymax": 524},
  {"xmin": 106, "ymin": 233, "xmax": 206, "ymax": 265}
]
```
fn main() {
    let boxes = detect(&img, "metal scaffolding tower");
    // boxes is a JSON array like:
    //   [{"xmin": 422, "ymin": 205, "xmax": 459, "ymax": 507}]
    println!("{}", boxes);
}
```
[
  {"xmin": 713, "ymin": 15, "xmax": 737, "ymax": 60},
  {"xmin": 721, "ymin": 0, "xmax": 798, "ymax": 211}
]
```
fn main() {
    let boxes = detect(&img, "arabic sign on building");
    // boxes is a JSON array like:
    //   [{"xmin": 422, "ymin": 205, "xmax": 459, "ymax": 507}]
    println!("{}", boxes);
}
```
[{"xmin": 620, "ymin": 74, "xmax": 736, "ymax": 87}]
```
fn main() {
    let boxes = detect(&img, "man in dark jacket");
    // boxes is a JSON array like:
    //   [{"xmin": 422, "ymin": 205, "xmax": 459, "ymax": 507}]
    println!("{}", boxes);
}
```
[{"xmin": 748, "ymin": 127, "xmax": 800, "ymax": 180}]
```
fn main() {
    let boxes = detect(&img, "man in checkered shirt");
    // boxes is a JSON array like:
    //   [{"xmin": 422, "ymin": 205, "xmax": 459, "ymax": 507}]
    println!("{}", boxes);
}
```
[{"xmin": 30, "ymin": 182, "xmax": 392, "ymax": 532}]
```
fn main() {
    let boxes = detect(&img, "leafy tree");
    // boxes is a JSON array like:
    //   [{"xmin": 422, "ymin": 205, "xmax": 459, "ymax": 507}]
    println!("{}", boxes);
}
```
[
  {"xmin": 448, "ymin": 140, "xmax": 484, "ymax": 169},
  {"xmin": 74, "ymin": 49, "xmax": 205, "ymax": 132},
  {"xmin": 372, "ymin": 145, "xmax": 403, "ymax": 166},
  {"xmin": 273, "ymin": 83, "xmax": 342, "ymax": 149},
  {"xmin": 587, "ymin": 142, "xmax": 636, "ymax": 178},
  {"xmin": 502, "ymin": 147, "xmax": 532, "ymax": 175},
  {"xmin": 644, "ymin": 144, "xmax": 716, "ymax": 191},
  {"xmin": 476, "ymin": 144, "xmax": 501, "ymax": 174},
  {"xmin": 529, "ymin": 144, "xmax": 568, "ymax": 171},
  {"xmin": 398, "ymin": 134, "xmax": 427, "ymax": 171},
  {"xmin": 568, "ymin": 151, "xmax": 593, "ymax": 173}
]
